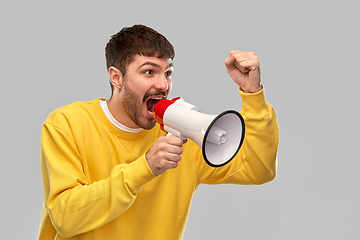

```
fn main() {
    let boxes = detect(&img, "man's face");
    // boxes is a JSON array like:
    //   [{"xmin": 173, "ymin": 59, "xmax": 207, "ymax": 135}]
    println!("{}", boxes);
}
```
[{"xmin": 120, "ymin": 55, "xmax": 173, "ymax": 130}]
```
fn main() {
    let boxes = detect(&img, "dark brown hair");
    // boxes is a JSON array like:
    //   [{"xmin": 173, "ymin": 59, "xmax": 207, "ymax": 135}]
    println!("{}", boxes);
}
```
[{"xmin": 105, "ymin": 24, "xmax": 175, "ymax": 95}]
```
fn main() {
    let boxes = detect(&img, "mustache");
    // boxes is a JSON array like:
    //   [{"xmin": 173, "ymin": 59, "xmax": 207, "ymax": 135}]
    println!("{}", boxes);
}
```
[{"xmin": 142, "ymin": 91, "xmax": 168, "ymax": 103}]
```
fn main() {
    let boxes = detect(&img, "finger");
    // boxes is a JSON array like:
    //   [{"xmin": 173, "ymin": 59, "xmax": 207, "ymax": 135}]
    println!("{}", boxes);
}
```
[
  {"xmin": 234, "ymin": 60, "xmax": 251, "ymax": 73},
  {"xmin": 166, "ymin": 144, "xmax": 184, "ymax": 156},
  {"xmin": 229, "ymin": 50, "xmax": 247, "ymax": 57},
  {"xmin": 230, "ymin": 50, "xmax": 257, "ymax": 61},
  {"xmin": 166, "ymin": 136, "xmax": 185, "ymax": 147},
  {"xmin": 233, "ymin": 53, "xmax": 260, "ymax": 72},
  {"xmin": 158, "ymin": 137, "xmax": 184, "ymax": 156},
  {"xmin": 165, "ymin": 152, "xmax": 182, "ymax": 163},
  {"xmin": 165, "ymin": 160, "xmax": 179, "ymax": 171},
  {"xmin": 229, "ymin": 51, "xmax": 252, "ymax": 66},
  {"xmin": 156, "ymin": 136, "xmax": 182, "ymax": 147},
  {"xmin": 235, "ymin": 60, "xmax": 259, "ymax": 73},
  {"xmin": 227, "ymin": 51, "xmax": 255, "ymax": 72},
  {"xmin": 230, "ymin": 51, "xmax": 259, "ymax": 66}
]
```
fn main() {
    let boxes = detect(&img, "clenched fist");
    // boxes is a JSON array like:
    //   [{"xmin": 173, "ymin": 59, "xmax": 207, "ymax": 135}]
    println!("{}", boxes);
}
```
[
  {"xmin": 145, "ymin": 136, "xmax": 185, "ymax": 176},
  {"xmin": 225, "ymin": 50, "xmax": 262, "ymax": 93}
]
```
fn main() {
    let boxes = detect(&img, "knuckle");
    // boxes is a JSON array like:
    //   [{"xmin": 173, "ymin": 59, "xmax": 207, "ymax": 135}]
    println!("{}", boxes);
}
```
[
  {"xmin": 159, "ymin": 152, "xmax": 167, "ymax": 159},
  {"xmin": 175, "ymin": 154, "xmax": 182, "ymax": 162},
  {"xmin": 177, "ymin": 138, "xmax": 183, "ymax": 146},
  {"xmin": 157, "ymin": 142, "xmax": 167, "ymax": 150}
]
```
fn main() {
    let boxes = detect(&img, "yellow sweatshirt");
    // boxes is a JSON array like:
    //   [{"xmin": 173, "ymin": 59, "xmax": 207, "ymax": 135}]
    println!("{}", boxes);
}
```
[{"xmin": 38, "ymin": 87, "xmax": 279, "ymax": 240}]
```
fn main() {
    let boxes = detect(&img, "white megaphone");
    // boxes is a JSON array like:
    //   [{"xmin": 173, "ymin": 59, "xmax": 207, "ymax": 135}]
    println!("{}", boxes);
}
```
[{"xmin": 153, "ymin": 97, "xmax": 245, "ymax": 167}]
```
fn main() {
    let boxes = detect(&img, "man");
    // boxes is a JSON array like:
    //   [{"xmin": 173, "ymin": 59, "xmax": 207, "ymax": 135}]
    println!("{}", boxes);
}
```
[{"xmin": 38, "ymin": 24, "xmax": 279, "ymax": 239}]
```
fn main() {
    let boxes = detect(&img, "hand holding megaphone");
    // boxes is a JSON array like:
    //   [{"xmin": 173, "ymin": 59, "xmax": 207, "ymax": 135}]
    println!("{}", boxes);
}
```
[
  {"xmin": 153, "ymin": 97, "xmax": 245, "ymax": 167},
  {"xmin": 145, "ymin": 135, "xmax": 184, "ymax": 176}
]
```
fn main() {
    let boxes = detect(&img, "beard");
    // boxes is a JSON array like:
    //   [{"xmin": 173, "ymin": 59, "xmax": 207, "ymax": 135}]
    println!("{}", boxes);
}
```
[{"xmin": 120, "ymin": 79, "xmax": 166, "ymax": 130}]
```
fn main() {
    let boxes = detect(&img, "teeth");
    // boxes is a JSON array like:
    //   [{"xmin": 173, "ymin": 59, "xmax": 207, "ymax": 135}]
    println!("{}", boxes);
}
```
[{"xmin": 151, "ymin": 97, "xmax": 165, "ymax": 100}]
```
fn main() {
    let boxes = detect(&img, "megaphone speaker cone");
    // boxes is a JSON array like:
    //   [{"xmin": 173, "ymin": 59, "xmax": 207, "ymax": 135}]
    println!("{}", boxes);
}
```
[{"xmin": 202, "ymin": 110, "xmax": 245, "ymax": 167}]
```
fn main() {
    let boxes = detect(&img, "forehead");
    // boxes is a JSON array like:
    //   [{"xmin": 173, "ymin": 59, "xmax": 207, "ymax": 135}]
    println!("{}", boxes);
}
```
[{"xmin": 129, "ymin": 55, "xmax": 173, "ymax": 69}]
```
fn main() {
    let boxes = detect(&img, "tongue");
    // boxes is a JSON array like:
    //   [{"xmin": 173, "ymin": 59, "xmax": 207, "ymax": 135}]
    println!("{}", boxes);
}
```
[{"xmin": 147, "ymin": 99, "xmax": 157, "ymax": 113}]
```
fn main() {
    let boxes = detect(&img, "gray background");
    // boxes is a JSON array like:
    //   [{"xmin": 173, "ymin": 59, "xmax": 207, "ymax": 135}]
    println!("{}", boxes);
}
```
[{"xmin": 1, "ymin": 0, "xmax": 359, "ymax": 239}]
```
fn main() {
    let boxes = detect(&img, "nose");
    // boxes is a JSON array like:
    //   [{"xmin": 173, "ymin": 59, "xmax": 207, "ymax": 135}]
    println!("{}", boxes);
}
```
[{"xmin": 154, "ymin": 74, "xmax": 169, "ymax": 92}]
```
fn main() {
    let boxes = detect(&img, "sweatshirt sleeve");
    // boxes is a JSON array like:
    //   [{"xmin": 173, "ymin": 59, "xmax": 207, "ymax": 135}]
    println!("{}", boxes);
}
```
[
  {"xmin": 40, "ymin": 121, "xmax": 156, "ymax": 238},
  {"xmin": 196, "ymin": 85, "xmax": 279, "ymax": 185}
]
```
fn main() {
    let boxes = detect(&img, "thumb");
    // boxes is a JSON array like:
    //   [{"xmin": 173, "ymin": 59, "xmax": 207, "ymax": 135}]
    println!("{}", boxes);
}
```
[
  {"xmin": 224, "ymin": 56, "xmax": 236, "ymax": 73},
  {"xmin": 225, "ymin": 55, "xmax": 245, "ymax": 83}
]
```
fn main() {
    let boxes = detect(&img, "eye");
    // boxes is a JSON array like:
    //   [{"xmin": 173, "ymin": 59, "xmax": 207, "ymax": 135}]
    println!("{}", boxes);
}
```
[
  {"xmin": 144, "ymin": 70, "xmax": 153, "ymax": 75},
  {"xmin": 165, "ymin": 70, "xmax": 173, "ymax": 77}
]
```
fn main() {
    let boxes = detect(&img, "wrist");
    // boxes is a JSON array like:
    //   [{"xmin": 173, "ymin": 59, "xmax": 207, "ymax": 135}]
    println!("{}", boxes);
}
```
[
  {"xmin": 239, "ymin": 84, "xmax": 262, "ymax": 94},
  {"xmin": 125, "ymin": 154, "xmax": 157, "ymax": 191}
]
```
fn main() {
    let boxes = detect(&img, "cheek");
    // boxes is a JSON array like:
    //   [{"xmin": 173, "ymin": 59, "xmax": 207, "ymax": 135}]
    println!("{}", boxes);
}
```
[
  {"xmin": 126, "ymin": 79, "xmax": 148, "ymax": 97},
  {"xmin": 167, "ymin": 80, "xmax": 172, "ymax": 93}
]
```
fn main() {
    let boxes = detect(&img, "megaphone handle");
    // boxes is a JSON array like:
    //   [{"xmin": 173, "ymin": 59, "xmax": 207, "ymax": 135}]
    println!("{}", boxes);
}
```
[{"xmin": 164, "ymin": 125, "xmax": 187, "ymax": 140}]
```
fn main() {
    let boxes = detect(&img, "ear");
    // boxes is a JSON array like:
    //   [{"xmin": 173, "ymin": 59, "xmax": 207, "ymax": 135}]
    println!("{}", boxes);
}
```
[{"xmin": 109, "ymin": 66, "xmax": 124, "ymax": 90}]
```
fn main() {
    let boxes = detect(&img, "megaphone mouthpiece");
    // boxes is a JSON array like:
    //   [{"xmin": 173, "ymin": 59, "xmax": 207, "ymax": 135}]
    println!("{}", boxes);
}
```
[{"xmin": 153, "ymin": 97, "xmax": 180, "ymax": 125}]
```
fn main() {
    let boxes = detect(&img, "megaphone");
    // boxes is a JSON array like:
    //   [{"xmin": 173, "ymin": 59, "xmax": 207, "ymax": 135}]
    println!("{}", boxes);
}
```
[{"xmin": 153, "ymin": 97, "xmax": 245, "ymax": 167}]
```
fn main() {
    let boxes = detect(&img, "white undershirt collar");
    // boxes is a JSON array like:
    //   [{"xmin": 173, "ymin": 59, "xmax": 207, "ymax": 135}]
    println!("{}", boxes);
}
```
[{"xmin": 99, "ymin": 99, "xmax": 143, "ymax": 133}]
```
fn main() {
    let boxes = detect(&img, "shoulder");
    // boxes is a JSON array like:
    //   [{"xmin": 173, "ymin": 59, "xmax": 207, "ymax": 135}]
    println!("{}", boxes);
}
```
[{"xmin": 44, "ymin": 99, "xmax": 100, "ymax": 127}]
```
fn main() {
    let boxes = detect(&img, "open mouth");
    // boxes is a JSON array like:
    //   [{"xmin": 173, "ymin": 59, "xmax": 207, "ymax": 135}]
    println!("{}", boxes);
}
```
[{"xmin": 146, "ymin": 96, "xmax": 166, "ymax": 114}]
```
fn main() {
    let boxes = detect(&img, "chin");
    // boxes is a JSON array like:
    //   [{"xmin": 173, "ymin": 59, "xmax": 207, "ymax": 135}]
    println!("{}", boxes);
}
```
[{"xmin": 137, "ymin": 117, "xmax": 156, "ymax": 130}]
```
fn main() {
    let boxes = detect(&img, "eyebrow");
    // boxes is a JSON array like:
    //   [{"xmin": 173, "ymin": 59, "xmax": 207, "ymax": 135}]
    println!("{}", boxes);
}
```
[{"xmin": 137, "ymin": 61, "xmax": 173, "ymax": 70}]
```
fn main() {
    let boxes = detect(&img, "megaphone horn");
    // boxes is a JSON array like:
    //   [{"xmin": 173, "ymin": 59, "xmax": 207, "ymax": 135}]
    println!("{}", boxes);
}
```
[{"xmin": 153, "ymin": 97, "xmax": 245, "ymax": 167}]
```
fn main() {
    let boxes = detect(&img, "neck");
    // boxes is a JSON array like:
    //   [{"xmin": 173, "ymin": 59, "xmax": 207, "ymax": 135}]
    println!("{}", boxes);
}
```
[{"xmin": 107, "ymin": 90, "xmax": 139, "ymax": 128}]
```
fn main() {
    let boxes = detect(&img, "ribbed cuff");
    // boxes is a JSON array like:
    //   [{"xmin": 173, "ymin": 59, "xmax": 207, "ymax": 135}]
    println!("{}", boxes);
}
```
[
  {"xmin": 239, "ymin": 84, "xmax": 268, "ymax": 117},
  {"xmin": 125, "ymin": 154, "xmax": 157, "ymax": 192}
]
